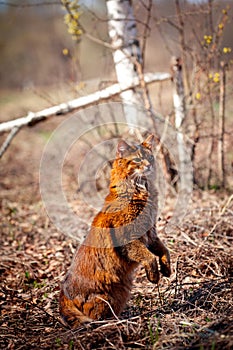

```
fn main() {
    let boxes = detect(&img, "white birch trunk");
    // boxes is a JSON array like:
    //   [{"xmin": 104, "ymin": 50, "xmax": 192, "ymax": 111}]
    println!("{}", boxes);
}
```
[
  {"xmin": 106, "ymin": 0, "xmax": 143, "ymax": 131},
  {"xmin": 171, "ymin": 56, "xmax": 193, "ymax": 189},
  {"xmin": 218, "ymin": 61, "xmax": 226, "ymax": 188}
]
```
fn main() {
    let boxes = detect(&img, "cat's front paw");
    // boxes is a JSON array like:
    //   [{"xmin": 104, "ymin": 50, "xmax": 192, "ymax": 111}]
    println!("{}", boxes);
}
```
[
  {"xmin": 144, "ymin": 259, "xmax": 160, "ymax": 284},
  {"xmin": 159, "ymin": 255, "xmax": 171, "ymax": 277}
]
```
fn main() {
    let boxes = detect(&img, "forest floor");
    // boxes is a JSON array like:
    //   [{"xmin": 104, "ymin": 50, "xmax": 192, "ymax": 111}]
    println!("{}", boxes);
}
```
[{"xmin": 0, "ymin": 110, "xmax": 233, "ymax": 349}]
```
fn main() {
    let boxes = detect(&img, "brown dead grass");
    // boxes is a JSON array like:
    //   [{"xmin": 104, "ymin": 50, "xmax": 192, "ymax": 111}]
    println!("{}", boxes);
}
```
[
  {"xmin": 1, "ymin": 190, "xmax": 232, "ymax": 349},
  {"xmin": 0, "ymin": 116, "xmax": 233, "ymax": 349}
]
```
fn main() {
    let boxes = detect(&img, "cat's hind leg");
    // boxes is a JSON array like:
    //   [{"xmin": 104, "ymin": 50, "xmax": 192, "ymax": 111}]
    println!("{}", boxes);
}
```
[
  {"xmin": 59, "ymin": 290, "xmax": 93, "ymax": 329},
  {"xmin": 60, "ymin": 291, "xmax": 119, "ymax": 327},
  {"xmin": 83, "ymin": 294, "xmax": 121, "ymax": 320}
]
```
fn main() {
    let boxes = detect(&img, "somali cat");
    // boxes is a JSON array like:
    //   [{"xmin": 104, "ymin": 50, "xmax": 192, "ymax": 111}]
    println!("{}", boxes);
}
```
[{"xmin": 59, "ymin": 134, "xmax": 171, "ymax": 328}]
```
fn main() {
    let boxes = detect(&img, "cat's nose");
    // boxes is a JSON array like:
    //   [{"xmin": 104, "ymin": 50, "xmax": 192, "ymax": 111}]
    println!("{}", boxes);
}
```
[{"xmin": 145, "ymin": 165, "xmax": 152, "ymax": 172}]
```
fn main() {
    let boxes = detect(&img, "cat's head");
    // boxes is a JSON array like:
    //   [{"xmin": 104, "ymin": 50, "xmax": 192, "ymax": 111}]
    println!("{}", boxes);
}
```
[{"xmin": 114, "ymin": 134, "xmax": 156, "ymax": 186}]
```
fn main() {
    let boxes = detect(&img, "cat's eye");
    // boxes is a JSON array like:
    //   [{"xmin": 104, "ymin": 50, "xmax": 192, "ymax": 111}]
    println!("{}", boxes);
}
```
[
  {"xmin": 148, "ymin": 155, "xmax": 154, "ymax": 163},
  {"xmin": 133, "ymin": 157, "xmax": 142, "ymax": 163}
]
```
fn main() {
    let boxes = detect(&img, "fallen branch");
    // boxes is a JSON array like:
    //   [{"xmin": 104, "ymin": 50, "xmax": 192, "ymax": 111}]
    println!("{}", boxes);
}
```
[
  {"xmin": 0, "ymin": 126, "xmax": 21, "ymax": 159},
  {"xmin": 0, "ymin": 72, "xmax": 171, "ymax": 134}
]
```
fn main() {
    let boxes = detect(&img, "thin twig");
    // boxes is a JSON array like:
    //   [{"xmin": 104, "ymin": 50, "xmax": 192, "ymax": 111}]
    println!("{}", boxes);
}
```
[
  {"xmin": 141, "ymin": 0, "xmax": 152, "ymax": 70},
  {"xmin": 0, "ymin": 1, "xmax": 60, "ymax": 7},
  {"xmin": 96, "ymin": 296, "xmax": 120, "ymax": 321}
]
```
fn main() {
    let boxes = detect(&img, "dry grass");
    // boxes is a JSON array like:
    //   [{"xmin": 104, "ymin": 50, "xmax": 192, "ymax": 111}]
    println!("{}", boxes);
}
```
[
  {"xmin": 1, "ymin": 187, "xmax": 232, "ymax": 349},
  {"xmin": 0, "ymin": 100, "xmax": 232, "ymax": 349}
]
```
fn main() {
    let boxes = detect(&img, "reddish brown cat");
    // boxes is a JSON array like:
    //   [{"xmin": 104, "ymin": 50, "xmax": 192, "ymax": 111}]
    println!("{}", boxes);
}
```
[{"xmin": 59, "ymin": 134, "xmax": 171, "ymax": 328}]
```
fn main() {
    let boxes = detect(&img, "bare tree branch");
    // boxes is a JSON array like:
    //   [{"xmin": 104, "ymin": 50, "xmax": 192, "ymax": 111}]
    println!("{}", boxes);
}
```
[
  {"xmin": 0, "ymin": 126, "xmax": 21, "ymax": 159},
  {"xmin": 0, "ymin": 1, "xmax": 60, "ymax": 7},
  {"xmin": 141, "ymin": 0, "xmax": 152, "ymax": 70},
  {"xmin": 62, "ymin": 1, "xmax": 113, "ymax": 49}
]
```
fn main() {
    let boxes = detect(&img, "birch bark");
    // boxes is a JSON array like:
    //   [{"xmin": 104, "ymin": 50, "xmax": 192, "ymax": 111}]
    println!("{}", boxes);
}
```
[
  {"xmin": 106, "ymin": 0, "xmax": 144, "ymax": 131},
  {"xmin": 218, "ymin": 61, "xmax": 226, "ymax": 188},
  {"xmin": 171, "ymin": 56, "xmax": 193, "ymax": 190}
]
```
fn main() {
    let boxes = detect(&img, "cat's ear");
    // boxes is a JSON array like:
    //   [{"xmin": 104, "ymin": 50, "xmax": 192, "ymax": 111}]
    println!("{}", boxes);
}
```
[
  {"xmin": 142, "ymin": 134, "xmax": 155, "ymax": 150},
  {"xmin": 116, "ymin": 140, "xmax": 131, "ymax": 158}
]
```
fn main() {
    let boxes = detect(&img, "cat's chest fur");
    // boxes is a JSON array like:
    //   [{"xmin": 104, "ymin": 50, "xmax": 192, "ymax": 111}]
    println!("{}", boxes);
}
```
[{"xmin": 84, "ymin": 135, "xmax": 158, "ymax": 250}]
